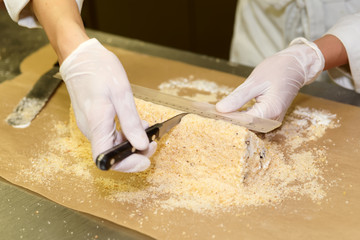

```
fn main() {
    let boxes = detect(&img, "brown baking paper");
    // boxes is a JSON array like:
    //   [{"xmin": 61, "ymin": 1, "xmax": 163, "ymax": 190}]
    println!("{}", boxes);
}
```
[{"xmin": 1, "ymin": 44, "xmax": 360, "ymax": 240}]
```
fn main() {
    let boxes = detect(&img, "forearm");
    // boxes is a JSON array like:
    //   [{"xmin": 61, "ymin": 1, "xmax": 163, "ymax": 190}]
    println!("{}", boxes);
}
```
[
  {"xmin": 314, "ymin": 34, "xmax": 348, "ymax": 71},
  {"xmin": 31, "ymin": 0, "xmax": 89, "ymax": 64}
]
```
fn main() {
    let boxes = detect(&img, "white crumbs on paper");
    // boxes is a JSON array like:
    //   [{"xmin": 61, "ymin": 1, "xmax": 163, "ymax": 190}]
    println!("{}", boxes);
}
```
[
  {"xmin": 158, "ymin": 75, "xmax": 234, "ymax": 103},
  {"xmin": 292, "ymin": 107, "xmax": 337, "ymax": 126}
]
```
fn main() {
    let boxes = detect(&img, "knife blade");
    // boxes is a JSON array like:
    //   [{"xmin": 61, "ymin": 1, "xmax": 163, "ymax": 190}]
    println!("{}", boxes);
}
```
[
  {"xmin": 95, "ymin": 113, "xmax": 188, "ymax": 170},
  {"xmin": 6, "ymin": 63, "xmax": 61, "ymax": 128}
]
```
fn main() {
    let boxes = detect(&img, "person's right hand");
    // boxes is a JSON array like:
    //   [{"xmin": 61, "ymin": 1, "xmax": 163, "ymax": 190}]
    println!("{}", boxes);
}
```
[
  {"xmin": 60, "ymin": 38, "xmax": 156, "ymax": 172},
  {"xmin": 216, "ymin": 38, "xmax": 325, "ymax": 121}
]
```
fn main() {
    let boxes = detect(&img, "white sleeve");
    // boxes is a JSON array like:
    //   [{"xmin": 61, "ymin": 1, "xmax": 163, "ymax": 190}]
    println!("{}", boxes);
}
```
[
  {"xmin": 326, "ymin": 13, "xmax": 360, "ymax": 93},
  {"xmin": 3, "ymin": 0, "xmax": 84, "ymax": 29}
]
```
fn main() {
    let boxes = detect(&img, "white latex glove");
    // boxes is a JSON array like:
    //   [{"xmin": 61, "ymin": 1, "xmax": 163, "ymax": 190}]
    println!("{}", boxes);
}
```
[
  {"xmin": 216, "ymin": 38, "xmax": 325, "ymax": 121},
  {"xmin": 60, "ymin": 38, "xmax": 156, "ymax": 172}
]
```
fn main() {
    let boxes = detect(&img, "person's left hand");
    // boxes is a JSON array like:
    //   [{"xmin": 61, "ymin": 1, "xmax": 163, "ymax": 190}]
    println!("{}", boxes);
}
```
[{"xmin": 216, "ymin": 38, "xmax": 325, "ymax": 121}]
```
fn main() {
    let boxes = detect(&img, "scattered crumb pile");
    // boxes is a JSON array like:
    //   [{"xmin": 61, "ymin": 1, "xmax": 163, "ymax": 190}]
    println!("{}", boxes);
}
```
[
  {"xmin": 158, "ymin": 76, "xmax": 255, "ymax": 110},
  {"xmin": 20, "ymin": 98, "xmax": 340, "ymax": 214},
  {"xmin": 266, "ymin": 107, "xmax": 339, "ymax": 151},
  {"xmin": 158, "ymin": 76, "xmax": 233, "ymax": 104}
]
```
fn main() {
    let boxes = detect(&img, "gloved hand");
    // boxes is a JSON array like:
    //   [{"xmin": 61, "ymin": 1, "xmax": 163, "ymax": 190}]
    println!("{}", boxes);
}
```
[
  {"xmin": 60, "ymin": 38, "xmax": 156, "ymax": 172},
  {"xmin": 216, "ymin": 38, "xmax": 325, "ymax": 121}
]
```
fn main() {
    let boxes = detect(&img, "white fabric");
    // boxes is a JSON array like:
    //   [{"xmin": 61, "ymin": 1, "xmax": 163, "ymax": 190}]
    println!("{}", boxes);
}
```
[
  {"xmin": 3, "ymin": 0, "xmax": 84, "ymax": 28},
  {"xmin": 326, "ymin": 13, "xmax": 360, "ymax": 93},
  {"xmin": 231, "ymin": 0, "xmax": 360, "ymax": 67}
]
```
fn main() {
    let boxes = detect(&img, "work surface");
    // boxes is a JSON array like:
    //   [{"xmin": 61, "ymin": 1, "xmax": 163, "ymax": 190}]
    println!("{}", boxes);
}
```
[{"xmin": 1, "ymin": 13, "xmax": 360, "ymax": 240}]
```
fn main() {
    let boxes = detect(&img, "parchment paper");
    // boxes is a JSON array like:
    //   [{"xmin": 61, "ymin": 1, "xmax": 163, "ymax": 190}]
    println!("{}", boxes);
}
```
[{"xmin": 1, "ymin": 44, "xmax": 360, "ymax": 239}]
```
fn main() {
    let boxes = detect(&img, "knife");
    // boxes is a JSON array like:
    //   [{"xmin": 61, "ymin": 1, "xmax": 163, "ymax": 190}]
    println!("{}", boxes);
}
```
[
  {"xmin": 95, "ymin": 113, "xmax": 188, "ymax": 170},
  {"xmin": 6, "ymin": 63, "xmax": 61, "ymax": 128}
]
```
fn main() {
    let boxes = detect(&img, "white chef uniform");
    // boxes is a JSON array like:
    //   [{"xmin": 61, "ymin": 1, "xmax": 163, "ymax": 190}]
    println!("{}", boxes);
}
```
[
  {"xmin": 3, "ymin": 0, "xmax": 83, "ymax": 28},
  {"xmin": 230, "ymin": 0, "xmax": 360, "ymax": 66},
  {"xmin": 231, "ymin": 0, "xmax": 360, "ymax": 91},
  {"xmin": 326, "ymin": 13, "xmax": 360, "ymax": 92}
]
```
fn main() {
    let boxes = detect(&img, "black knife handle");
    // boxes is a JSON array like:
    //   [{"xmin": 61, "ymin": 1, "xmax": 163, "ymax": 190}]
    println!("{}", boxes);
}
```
[{"xmin": 95, "ymin": 124, "xmax": 161, "ymax": 170}]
